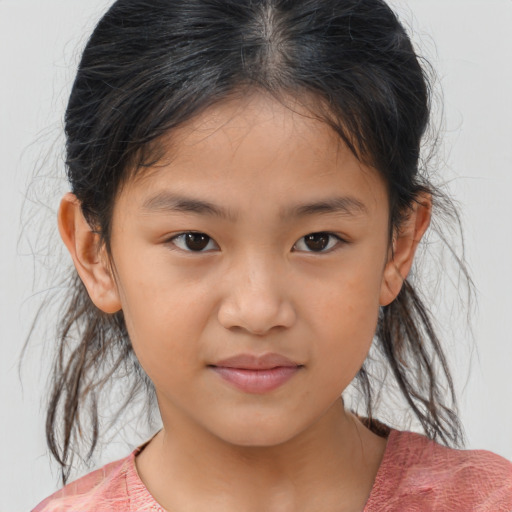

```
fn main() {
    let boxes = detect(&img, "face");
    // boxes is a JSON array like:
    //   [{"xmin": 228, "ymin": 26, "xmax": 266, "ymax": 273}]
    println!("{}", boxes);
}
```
[{"xmin": 108, "ymin": 94, "xmax": 392, "ymax": 447}]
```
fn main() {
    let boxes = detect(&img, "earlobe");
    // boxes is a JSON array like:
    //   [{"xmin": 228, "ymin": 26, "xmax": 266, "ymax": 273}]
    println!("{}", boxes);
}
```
[
  {"xmin": 379, "ymin": 192, "xmax": 432, "ymax": 306},
  {"xmin": 58, "ymin": 193, "xmax": 121, "ymax": 314}
]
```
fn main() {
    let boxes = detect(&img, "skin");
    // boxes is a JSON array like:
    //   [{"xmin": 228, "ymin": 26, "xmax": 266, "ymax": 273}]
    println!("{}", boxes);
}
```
[{"xmin": 59, "ymin": 94, "xmax": 431, "ymax": 512}]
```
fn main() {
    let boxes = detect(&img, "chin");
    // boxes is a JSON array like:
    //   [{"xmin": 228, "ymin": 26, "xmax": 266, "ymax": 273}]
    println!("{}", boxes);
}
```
[
  {"xmin": 222, "ymin": 431, "xmax": 297, "ymax": 449},
  {"xmin": 209, "ymin": 414, "xmax": 307, "ymax": 449}
]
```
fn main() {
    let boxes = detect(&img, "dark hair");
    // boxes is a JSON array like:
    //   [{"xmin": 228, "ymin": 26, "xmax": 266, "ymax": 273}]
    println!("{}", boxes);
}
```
[{"xmin": 44, "ymin": 0, "xmax": 466, "ymax": 483}]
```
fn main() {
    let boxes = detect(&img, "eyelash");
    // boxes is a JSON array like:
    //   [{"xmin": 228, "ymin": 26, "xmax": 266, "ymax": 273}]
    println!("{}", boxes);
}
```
[
  {"xmin": 292, "ymin": 232, "xmax": 346, "ymax": 253},
  {"xmin": 166, "ymin": 231, "xmax": 347, "ymax": 254},
  {"xmin": 169, "ymin": 232, "xmax": 219, "ymax": 252}
]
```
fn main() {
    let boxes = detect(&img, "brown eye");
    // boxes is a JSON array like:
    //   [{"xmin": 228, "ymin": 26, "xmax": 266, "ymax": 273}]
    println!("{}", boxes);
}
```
[
  {"xmin": 170, "ymin": 232, "xmax": 217, "ymax": 252},
  {"xmin": 294, "ymin": 232, "xmax": 342, "ymax": 253},
  {"xmin": 304, "ymin": 233, "xmax": 330, "ymax": 251},
  {"xmin": 185, "ymin": 233, "xmax": 210, "ymax": 251}
]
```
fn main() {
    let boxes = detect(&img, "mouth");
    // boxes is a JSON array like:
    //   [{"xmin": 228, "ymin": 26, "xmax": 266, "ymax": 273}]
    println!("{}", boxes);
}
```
[{"xmin": 209, "ymin": 353, "xmax": 304, "ymax": 394}]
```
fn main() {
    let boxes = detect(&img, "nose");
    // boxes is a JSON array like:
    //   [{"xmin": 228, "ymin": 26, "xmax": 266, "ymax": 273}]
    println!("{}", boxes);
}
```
[{"xmin": 217, "ymin": 254, "xmax": 296, "ymax": 335}]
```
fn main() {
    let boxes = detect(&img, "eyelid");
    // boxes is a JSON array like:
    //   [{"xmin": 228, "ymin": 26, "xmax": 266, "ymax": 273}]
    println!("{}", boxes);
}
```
[
  {"xmin": 163, "ymin": 231, "xmax": 348, "ymax": 254},
  {"xmin": 166, "ymin": 231, "xmax": 220, "ymax": 252},
  {"xmin": 292, "ymin": 232, "xmax": 348, "ymax": 253}
]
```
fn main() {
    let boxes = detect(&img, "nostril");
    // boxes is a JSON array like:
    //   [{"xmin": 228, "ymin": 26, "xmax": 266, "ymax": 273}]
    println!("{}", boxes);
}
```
[{"xmin": 216, "ymin": 273, "xmax": 297, "ymax": 334}]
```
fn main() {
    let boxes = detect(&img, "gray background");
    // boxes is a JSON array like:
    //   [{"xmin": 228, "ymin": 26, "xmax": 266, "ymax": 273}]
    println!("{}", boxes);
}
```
[{"xmin": 1, "ymin": 1, "xmax": 511, "ymax": 510}]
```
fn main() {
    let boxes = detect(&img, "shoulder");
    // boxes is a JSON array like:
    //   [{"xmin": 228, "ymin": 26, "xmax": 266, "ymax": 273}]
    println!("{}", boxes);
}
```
[
  {"xmin": 366, "ymin": 430, "xmax": 512, "ymax": 511},
  {"xmin": 31, "ymin": 451, "xmax": 155, "ymax": 512}
]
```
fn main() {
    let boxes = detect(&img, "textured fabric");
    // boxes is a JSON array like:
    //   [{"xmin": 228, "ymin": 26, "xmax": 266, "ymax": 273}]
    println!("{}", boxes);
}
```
[
  {"xmin": 363, "ymin": 430, "xmax": 512, "ymax": 511},
  {"xmin": 33, "ymin": 429, "xmax": 512, "ymax": 512}
]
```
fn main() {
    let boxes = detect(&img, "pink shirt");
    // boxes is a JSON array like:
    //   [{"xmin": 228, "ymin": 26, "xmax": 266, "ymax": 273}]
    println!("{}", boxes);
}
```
[{"xmin": 33, "ymin": 429, "xmax": 512, "ymax": 511}]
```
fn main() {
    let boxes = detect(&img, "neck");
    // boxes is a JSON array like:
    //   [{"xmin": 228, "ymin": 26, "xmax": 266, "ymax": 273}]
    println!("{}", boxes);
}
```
[{"xmin": 135, "ymin": 399, "xmax": 388, "ymax": 512}]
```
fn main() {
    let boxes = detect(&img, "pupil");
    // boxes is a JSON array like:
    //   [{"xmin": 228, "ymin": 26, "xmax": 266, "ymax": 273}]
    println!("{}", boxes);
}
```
[
  {"xmin": 305, "ymin": 233, "xmax": 329, "ymax": 251},
  {"xmin": 185, "ymin": 233, "xmax": 210, "ymax": 251}
]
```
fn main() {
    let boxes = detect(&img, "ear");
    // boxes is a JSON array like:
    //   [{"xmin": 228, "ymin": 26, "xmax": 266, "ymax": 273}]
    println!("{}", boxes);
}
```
[
  {"xmin": 379, "ymin": 192, "xmax": 432, "ymax": 306},
  {"xmin": 58, "ymin": 193, "xmax": 121, "ymax": 314}
]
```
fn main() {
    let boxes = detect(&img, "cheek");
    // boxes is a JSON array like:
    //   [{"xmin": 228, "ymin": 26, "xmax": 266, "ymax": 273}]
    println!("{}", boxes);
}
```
[
  {"xmin": 306, "ymin": 256, "xmax": 384, "ymax": 382},
  {"xmin": 114, "ymin": 258, "xmax": 214, "ymax": 385}
]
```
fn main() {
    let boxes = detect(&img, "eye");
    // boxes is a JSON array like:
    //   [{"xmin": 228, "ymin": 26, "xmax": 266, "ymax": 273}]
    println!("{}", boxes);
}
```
[
  {"xmin": 168, "ymin": 232, "xmax": 219, "ymax": 252},
  {"xmin": 293, "ymin": 232, "xmax": 344, "ymax": 253}
]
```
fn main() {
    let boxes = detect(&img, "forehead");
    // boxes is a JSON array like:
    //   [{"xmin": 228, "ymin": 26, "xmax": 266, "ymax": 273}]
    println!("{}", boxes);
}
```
[
  {"xmin": 149, "ymin": 94, "xmax": 343, "ymax": 169},
  {"xmin": 122, "ymin": 93, "xmax": 388, "ymax": 217}
]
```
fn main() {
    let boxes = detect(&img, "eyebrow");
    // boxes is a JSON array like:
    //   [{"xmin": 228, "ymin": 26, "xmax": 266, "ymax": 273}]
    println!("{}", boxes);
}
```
[
  {"xmin": 283, "ymin": 196, "xmax": 368, "ymax": 219},
  {"xmin": 141, "ymin": 192, "xmax": 368, "ymax": 220},
  {"xmin": 142, "ymin": 192, "xmax": 237, "ymax": 221}
]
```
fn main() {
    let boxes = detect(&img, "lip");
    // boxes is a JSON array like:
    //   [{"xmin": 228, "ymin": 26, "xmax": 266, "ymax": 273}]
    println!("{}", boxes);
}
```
[
  {"xmin": 213, "ymin": 353, "xmax": 300, "ymax": 370},
  {"xmin": 210, "ymin": 353, "xmax": 303, "ymax": 394}
]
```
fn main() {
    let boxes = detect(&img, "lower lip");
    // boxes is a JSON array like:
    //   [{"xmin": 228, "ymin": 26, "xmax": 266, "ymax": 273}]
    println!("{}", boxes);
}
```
[{"xmin": 210, "ymin": 366, "xmax": 302, "ymax": 394}]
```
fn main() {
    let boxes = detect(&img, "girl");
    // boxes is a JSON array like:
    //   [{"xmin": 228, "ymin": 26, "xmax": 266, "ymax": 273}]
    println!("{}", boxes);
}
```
[{"xmin": 32, "ymin": 0, "xmax": 512, "ymax": 510}]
